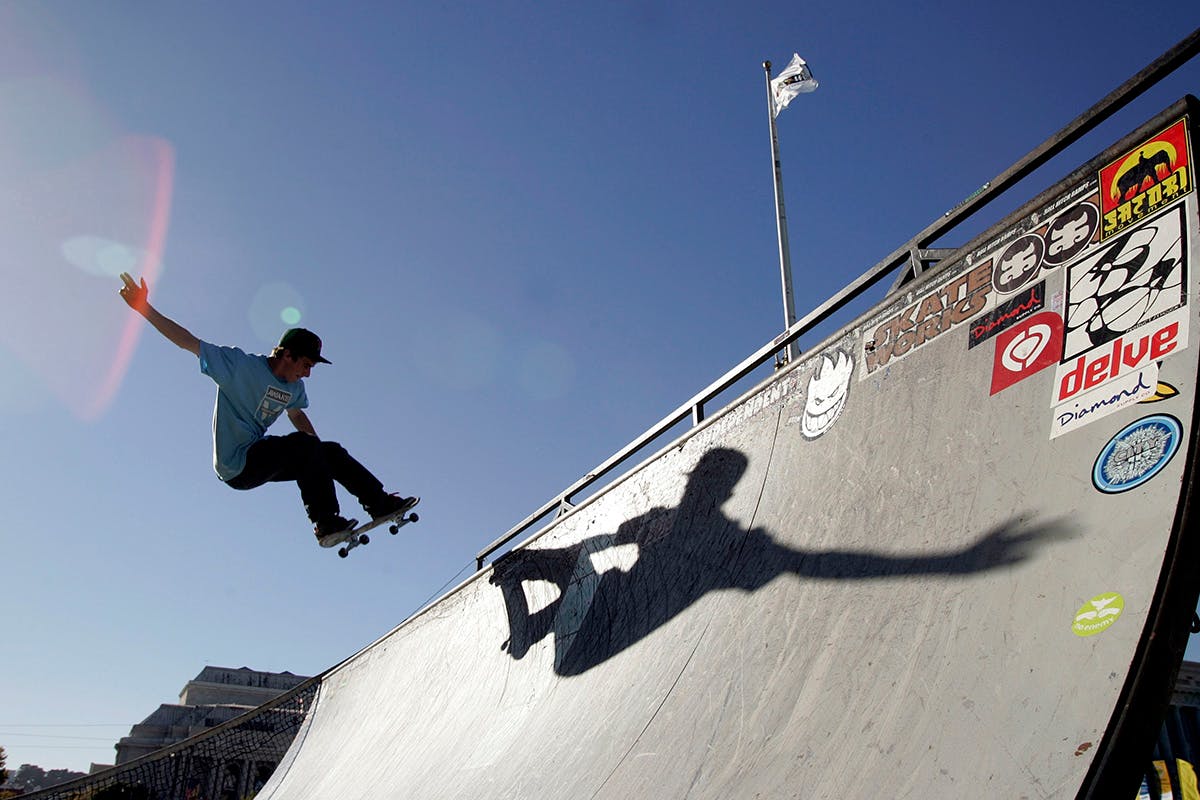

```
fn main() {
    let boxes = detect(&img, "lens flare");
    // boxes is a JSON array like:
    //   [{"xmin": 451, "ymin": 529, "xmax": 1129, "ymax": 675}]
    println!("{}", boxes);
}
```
[
  {"xmin": 0, "ymin": 126, "xmax": 174, "ymax": 420},
  {"xmin": 96, "ymin": 138, "xmax": 174, "ymax": 420},
  {"xmin": 250, "ymin": 282, "xmax": 307, "ymax": 345},
  {"xmin": 62, "ymin": 235, "xmax": 144, "ymax": 278}
]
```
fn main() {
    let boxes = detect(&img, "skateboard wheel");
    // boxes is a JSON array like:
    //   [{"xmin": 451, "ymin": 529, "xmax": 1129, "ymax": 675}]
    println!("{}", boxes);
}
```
[
  {"xmin": 389, "ymin": 524, "xmax": 399, "ymax": 535},
  {"xmin": 338, "ymin": 547, "xmax": 349, "ymax": 558},
  {"xmin": 360, "ymin": 534, "xmax": 370, "ymax": 546},
  {"xmin": 410, "ymin": 512, "xmax": 419, "ymax": 523}
]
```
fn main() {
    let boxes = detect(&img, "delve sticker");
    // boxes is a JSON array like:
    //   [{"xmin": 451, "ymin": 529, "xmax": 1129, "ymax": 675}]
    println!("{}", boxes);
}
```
[
  {"xmin": 1092, "ymin": 414, "xmax": 1183, "ymax": 493},
  {"xmin": 1073, "ymin": 592, "xmax": 1125, "ymax": 637}
]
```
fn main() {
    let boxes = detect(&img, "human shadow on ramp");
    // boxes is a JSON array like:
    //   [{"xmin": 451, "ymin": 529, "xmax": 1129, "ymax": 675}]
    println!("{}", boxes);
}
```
[{"xmin": 489, "ymin": 447, "xmax": 1072, "ymax": 676}]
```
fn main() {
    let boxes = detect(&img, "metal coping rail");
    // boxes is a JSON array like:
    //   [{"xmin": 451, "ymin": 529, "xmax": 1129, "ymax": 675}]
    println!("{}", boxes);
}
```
[{"xmin": 475, "ymin": 27, "xmax": 1200, "ymax": 571}]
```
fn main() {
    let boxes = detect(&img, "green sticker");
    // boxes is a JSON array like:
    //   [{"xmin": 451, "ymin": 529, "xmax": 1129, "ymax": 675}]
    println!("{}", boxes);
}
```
[{"xmin": 1073, "ymin": 592, "xmax": 1125, "ymax": 637}]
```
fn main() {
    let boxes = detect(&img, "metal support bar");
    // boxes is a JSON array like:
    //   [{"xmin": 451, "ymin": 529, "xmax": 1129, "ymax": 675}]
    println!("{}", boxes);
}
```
[{"xmin": 891, "ymin": 248, "xmax": 959, "ymax": 292}]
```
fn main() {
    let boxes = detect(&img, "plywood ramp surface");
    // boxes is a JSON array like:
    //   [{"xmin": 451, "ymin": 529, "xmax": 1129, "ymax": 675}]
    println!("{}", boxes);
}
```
[{"xmin": 260, "ymin": 101, "xmax": 1200, "ymax": 800}]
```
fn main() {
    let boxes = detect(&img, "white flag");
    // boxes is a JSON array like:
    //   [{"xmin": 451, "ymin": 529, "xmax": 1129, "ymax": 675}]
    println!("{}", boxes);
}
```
[{"xmin": 770, "ymin": 53, "xmax": 818, "ymax": 118}]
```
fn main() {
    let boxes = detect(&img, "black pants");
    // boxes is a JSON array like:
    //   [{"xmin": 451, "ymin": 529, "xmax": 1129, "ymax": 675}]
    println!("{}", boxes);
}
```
[{"xmin": 226, "ymin": 432, "xmax": 384, "ymax": 523}]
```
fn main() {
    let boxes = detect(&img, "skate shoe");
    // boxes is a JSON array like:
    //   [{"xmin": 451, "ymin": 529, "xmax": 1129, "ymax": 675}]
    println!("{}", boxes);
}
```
[
  {"xmin": 364, "ymin": 493, "xmax": 419, "ymax": 520},
  {"xmin": 314, "ymin": 515, "xmax": 358, "ymax": 547}
]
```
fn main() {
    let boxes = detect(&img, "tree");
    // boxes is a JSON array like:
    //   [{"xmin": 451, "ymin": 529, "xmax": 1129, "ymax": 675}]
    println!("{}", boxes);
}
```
[
  {"xmin": 5, "ymin": 763, "xmax": 87, "ymax": 793},
  {"xmin": 0, "ymin": 745, "xmax": 15, "ymax": 800}
]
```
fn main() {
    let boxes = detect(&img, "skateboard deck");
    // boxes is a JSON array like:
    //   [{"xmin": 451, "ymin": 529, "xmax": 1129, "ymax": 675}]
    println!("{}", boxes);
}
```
[{"xmin": 321, "ymin": 497, "xmax": 420, "ymax": 558}]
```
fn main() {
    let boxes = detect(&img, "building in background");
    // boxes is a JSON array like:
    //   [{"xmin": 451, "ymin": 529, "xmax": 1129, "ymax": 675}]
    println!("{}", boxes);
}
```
[
  {"xmin": 106, "ymin": 666, "xmax": 310, "ymax": 767},
  {"xmin": 4, "ymin": 666, "xmax": 314, "ymax": 797}
]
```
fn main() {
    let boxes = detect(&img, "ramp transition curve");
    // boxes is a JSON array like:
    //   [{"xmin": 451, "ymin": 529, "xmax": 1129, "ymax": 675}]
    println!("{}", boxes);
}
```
[{"xmin": 257, "ymin": 100, "xmax": 1200, "ymax": 799}]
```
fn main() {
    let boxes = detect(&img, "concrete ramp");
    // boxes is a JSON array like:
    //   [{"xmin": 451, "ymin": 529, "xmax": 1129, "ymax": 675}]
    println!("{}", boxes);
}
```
[{"xmin": 259, "ymin": 101, "xmax": 1200, "ymax": 799}]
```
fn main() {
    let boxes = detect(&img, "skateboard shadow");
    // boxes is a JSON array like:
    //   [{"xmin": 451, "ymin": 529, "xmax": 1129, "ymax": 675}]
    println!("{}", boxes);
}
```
[{"xmin": 488, "ymin": 447, "xmax": 1073, "ymax": 677}]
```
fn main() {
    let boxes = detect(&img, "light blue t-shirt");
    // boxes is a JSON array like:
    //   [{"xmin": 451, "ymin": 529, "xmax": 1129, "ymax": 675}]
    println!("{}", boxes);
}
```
[{"xmin": 199, "ymin": 341, "xmax": 309, "ymax": 481}]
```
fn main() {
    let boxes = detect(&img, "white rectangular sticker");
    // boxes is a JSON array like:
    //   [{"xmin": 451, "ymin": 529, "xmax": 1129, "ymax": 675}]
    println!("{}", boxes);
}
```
[{"xmin": 1050, "ymin": 363, "xmax": 1158, "ymax": 439}]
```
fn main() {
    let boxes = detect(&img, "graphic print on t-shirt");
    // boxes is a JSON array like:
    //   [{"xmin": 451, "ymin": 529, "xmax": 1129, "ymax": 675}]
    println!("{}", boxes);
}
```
[{"xmin": 258, "ymin": 386, "xmax": 294, "ymax": 425}]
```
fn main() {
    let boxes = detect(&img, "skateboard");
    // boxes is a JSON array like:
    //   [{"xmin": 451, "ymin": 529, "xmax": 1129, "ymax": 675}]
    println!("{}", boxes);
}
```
[{"xmin": 321, "ymin": 497, "xmax": 421, "ymax": 558}]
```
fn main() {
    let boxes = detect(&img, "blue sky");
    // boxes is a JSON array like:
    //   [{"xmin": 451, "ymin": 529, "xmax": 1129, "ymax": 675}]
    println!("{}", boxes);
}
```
[{"xmin": 2, "ymin": 0, "xmax": 1199, "ymax": 774}]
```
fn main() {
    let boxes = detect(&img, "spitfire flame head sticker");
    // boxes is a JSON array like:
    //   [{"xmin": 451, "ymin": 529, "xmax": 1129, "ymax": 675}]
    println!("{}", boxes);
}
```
[
  {"xmin": 1073, "ymin": 592, "xmax": 1125, "ymax": 637},
  {"xmin": 1092, "ymin": 414, "xmax": 1182, "ymax": 493},
  {"xmin": 802, "ymin": 350, "xmax": 853, "ymax": 439}
]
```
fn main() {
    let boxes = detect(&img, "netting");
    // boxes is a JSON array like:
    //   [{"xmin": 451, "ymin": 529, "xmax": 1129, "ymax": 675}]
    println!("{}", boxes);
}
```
[{"xmin": 17, "ymin": 680, "xmax": 319, "ymax": 800}]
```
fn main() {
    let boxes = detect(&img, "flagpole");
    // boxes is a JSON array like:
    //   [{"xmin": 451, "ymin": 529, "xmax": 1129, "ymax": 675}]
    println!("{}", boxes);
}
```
[{"xmin": 764, "ymin": 60, "xmax": 800, "ymax": 366}]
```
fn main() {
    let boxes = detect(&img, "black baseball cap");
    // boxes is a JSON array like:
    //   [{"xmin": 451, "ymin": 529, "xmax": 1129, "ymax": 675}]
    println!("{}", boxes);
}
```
[{"xmin": 278, "ymin": 328, "xmax": 331, "ymax": 364}]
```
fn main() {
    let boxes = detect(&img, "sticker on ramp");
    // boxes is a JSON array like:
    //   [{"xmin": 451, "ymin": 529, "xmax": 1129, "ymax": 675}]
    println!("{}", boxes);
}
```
[
  {"xmin": 1073, "ymin": 592, "xmax": 1125, "ymax": 637},
  {"xmin": 1091, "ymin": 414, "xmax": 1182, "ymax": 493},
  {"xmin": 800, "ymin": 349, "xmax": 853, "ymax": 439}
]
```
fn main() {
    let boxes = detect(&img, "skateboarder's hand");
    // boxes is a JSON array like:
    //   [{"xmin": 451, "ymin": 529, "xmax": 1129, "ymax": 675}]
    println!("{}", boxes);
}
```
[{"xmin": 118, "ymin": 272, "xmax": 149, "ymax": 313}]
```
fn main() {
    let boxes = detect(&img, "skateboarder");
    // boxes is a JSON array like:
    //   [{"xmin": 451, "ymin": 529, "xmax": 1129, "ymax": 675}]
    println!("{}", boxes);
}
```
[{"xmin": 118, "ymin": 272, "xmax": 414, "ymax": 545}]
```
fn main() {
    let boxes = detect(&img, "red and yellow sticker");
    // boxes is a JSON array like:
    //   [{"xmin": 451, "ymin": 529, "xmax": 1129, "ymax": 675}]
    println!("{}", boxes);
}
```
[{"xmin": 1100, "ymin": 117, "xmax": 1192, "ymax": 239}]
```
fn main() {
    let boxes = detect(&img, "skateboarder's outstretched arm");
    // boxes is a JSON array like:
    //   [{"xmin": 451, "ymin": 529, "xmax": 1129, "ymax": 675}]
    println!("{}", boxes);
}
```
[{"xmin": 118, "ymin": 273, "xmax": 201, "ymax": 356}]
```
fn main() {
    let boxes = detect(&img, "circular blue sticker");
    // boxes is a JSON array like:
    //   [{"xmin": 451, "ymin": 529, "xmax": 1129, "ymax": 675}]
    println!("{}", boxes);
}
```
[{"xmin": 1093, "ymin": 414, "xmax": 1183, "ymax": 493}]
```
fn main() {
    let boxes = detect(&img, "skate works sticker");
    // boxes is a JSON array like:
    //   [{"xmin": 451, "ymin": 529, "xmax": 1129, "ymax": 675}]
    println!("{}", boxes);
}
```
[
  {"xmin": 862, "ymin": 262, "xmax": 994, "ymax": 377},
  {"xmin": 1073, "ymin": 592, "xmax": 1125, "ymax": 637},
  {"xmin": 1100, "ymin": 117, "xmax": 1192, "ymax": 240},
  {"xmin": 1092, "ymin": 414, "xmax": 1182, "ymax": 493},
  {"xmin": 990, "ymin": 311, "xmax": 1063, "ymax": 396}
]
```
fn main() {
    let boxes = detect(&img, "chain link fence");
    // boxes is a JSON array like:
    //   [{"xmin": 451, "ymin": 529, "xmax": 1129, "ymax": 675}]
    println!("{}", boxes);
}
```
[{"xmin": 15, "ymin": 680, "xmax": 319, "ymax": 800}]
